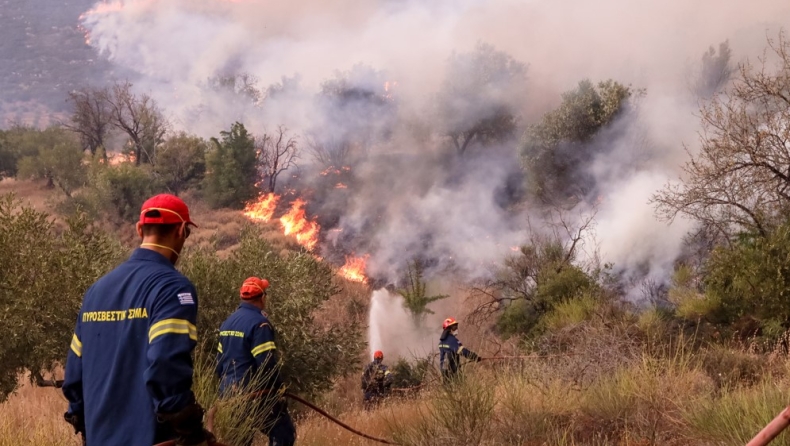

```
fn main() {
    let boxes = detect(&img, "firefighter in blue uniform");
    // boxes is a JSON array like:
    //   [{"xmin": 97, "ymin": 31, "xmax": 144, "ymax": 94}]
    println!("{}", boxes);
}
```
[
  {"xmin": 438, "ymin": 317, "xmax": 481, "ymax": 380},
  {"xmin": 216, "ymin": 277, "xmax": 296, "ymax": 446},
  {"xmin": 361, "ymin": 350, "xmax": 394, "ymax": 410},
  {"xmin": 62, "ymin": 194, "xmax": 214, "ymax": 446}
]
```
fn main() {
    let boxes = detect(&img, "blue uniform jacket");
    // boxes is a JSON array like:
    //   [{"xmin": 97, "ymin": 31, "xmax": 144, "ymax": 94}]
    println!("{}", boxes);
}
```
[
  {"xmin": 215, "ymin": 302, "xmax": 282, "ymax": 395},
  {"xmin": 439, "ymin": 331, "xmax": 478, "ymax": 375},
  {"xmin": 62, "ymin": 248, "xmax": 199, "ymax": 446}
]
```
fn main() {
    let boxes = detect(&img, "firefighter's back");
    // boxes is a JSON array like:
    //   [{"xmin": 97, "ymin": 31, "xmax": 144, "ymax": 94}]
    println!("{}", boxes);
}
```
[
  {"xmin": 79, "ymin": 253, "xmax": 188, "ymax": 445},
  {"xmin": 216, "ymin": 305, "xmax": 266, "ymax": 394}
]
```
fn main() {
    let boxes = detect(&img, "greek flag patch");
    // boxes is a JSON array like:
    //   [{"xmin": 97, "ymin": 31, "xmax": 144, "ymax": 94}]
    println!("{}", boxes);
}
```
[{"xmin": 177, "ymin": 293, "xmax": 195, "ymax": 305}]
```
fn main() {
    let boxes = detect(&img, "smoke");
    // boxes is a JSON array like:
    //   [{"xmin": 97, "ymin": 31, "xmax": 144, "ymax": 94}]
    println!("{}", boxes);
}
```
[
  {"xmin": 79, "ymin": 0, "xmax": 790, "ymax": 300},
  {"xmin": 368, "ymin": 287, "xmax": 458, "ymax": 361},
  {"xmin": 368, "ymin": 289, "xmax": 433, "ymax": 360}
]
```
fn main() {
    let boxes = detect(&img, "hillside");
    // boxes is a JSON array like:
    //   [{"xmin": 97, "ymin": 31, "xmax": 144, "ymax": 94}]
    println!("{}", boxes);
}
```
[{"xmin": 0, "ymin": 0, "xmax": 116, "ymax": 126}]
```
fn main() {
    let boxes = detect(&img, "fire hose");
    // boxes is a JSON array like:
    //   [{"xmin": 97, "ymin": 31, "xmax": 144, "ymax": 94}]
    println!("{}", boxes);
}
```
[
  {"xmin": 205, "ymin": 390, "xmax": 399, "ymax": 445},
  {"xmin": 746, "ymin": 406, "xmax": 790, "ymax": 446}
]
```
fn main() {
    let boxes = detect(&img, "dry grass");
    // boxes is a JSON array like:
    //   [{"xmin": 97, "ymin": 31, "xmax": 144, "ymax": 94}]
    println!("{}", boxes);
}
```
[
  {"xmin": 0, "ymin": 379, "xmax": 79, "ymax": 446},
  {"xmin": 0, "ymin": 178, "xmax": 63, "ymax": 214}
]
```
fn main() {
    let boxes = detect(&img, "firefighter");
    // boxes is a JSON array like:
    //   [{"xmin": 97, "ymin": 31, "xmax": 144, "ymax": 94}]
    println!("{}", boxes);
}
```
[
  {"xmin": 361, "ymin": 350, "xmax": 393, "ymax": 409},
  {"xmin": 62, "ymin": 194, "xmax": 213, "ymax": 446},
  {"xmin": 438, "ymin": 317, "xmax": 481, "ymax": 380},
  {"xmin": 215, "ymin": 277, "xmax": 296, "ymax": 446}
]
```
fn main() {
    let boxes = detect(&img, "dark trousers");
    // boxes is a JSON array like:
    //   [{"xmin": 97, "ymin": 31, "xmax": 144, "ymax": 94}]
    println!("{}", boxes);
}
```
[{"xmin": 240, "ymin": 400, "xmax": 296, "ymax": 446}]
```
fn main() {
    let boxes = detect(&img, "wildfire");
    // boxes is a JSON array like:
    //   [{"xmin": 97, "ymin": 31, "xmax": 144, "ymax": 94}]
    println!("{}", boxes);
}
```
[
  {"xmin": 279, "ymin": 199, "xmax": 320, "ymax": 251},
  {"xmin": 335, "ymin": 183, "xmax": 348, "ymax": 189},
  {"xmin": 338, "ymin": 255, "xmax": 369, "ymax": 283},
  {"xmin": 243, "ymin": 193, "xmax": 280, "ymax": 222}
]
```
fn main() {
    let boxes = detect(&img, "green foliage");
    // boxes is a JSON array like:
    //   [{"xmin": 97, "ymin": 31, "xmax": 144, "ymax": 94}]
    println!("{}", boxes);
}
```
[
  {"xmin": 521, "ymin": 79, "xmax": 632, "ymax": 204},
  {"xmin": 702, "ymin": 221, "xmax": 790, "ymax": 337},
  {"xmin": 16, "ymin": 128, "xmax": 86, "ymax": 197},
  {"xmin": 542, "ymin": 292, "xmax": 601, "ymax": 332},
  {"xmin": 397, "ymin": 260, "xmax": 448, "ymax": 320},
  {"xmin": 494, "ymin": 240, "xmax": 597, "ymax": 338},
  {"xmin": 203, "ymin": 122, "xmax": 259, "ymax": 209},
  {"xmin": 437, "ymin": 42, "xmax": 527, "ymax": 155},
  {"xmin": 180, "ymin": 227, "xmax": 364, "ymax": 399},
  {"xmin": 389, "ymin": 357, "xmax": 432, "ymax": 389},
  {"xmin": 92, "ymin": 162, "xmax": 161, "ymax": 222},
  {"xmin": 0, "ymin": 195, "xmax": 125, "ymax": 401},
  {"xmin": 154, "ymin": 132, "xmax": 206, "ymax": 196},
  {"xmin": 0, "ymin": 126, "xmax": 64, "ymax": 179}
]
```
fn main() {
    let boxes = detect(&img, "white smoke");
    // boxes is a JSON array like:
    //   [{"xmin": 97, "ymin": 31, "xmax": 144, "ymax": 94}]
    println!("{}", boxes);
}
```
[
  {"xmin": 79, "ymin": 0, "xmax": 790, "ymax": 298},
  {"xmin": 367, "ymin": 288, "xmax": 441, "ymax": 361}
]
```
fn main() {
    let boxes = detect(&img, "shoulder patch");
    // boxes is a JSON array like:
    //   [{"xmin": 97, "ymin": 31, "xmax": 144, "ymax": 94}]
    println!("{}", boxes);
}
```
[{"xmin": 177, "ymin": 292, "xmax": 195, "ymax": 305}]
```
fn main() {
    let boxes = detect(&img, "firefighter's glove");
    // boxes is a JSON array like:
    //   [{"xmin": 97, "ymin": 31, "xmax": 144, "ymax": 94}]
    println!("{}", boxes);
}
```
[
  {"xmin": 63, "ymin": 411, "xmax": 85, "ymax": 435},
  {"xmin": 157, "ymin": 402, "xmax": 215, "ymax": 446},
  {"xmin": 468, "ymin": 352, "xmax": 482, "ymax": 362}
]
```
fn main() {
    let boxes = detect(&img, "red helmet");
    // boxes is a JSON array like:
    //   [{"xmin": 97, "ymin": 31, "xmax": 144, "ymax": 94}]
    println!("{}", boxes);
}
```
[
  {"xmin": 373, "ymin": 350, "xmax": 384, "ymax": 360},
  {"xmin": 442, "ymin": 317, "xmax": 458, "ymax": 330},
  {"xmin": 240, "ymin": 277, "xmax": 270, "ymax": 299}
]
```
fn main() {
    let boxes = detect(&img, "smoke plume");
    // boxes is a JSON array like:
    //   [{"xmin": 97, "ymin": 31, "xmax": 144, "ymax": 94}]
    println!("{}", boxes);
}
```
[{"xmin": 80, "ymin": 0, "xmax": 790, "ymax": 304}]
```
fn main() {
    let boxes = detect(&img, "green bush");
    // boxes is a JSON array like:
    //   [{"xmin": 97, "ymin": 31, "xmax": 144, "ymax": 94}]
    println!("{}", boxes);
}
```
[
  {"xmin": 703, "ymin": 221, "xmax": 790, "ymax": 339},
  {"xmin": 180, "ymin": 226, "xmax": 364, "ymax": 399},
  {"xmin": 0, "ymin": 195, "xmax": 125, "ymax": 401},
  {"xmin": 93, "ymin": 162, "xmax": 162, "ymax": 222}
]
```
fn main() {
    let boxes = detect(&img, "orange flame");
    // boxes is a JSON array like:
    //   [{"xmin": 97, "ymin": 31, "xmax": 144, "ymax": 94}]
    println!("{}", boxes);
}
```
[
  {"xmin": 338, "ymin": 255, "xmax": 369, "ymax": 283},
  {"xmin": 279, "ymin": 199, "xmax": 320, "ymax": 250},
  {"xmin": 244, "ymin": 193, "xmax": 280, "ymax": 222},
  {"xmin": 335, "ymin": 183, "xmax": 348, "ymax": 189}
]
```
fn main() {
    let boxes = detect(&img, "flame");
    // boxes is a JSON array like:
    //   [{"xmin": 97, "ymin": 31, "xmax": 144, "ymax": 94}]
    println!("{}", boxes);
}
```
[
  {"xmin": 320, "ymin": 166, "xmax": 342, "ymax": 176},
  {"xmin": 279, "ymin": 199, "xmax": 320, "ymax": 250},
  {"xmin": 339, "ymin": 255, "xmax": 369, "ymax": 283},
  {"xmin": 384, "ymin": 81, "xmax": 398, "ymax": 100},
  {"xmin": 335, "ymin": 183, "xmax": 348, "ymax": 189},
  {"xmin": 244, "ymin": 193, "xmax": 280, "ymax": 222}
]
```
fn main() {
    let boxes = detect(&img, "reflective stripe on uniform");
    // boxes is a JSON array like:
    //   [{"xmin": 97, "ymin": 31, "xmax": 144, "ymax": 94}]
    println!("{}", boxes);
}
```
[
  {"xmin": 217, "ymin": 342, "xmax": 223, "ymax": 353},
  {"xmin": 439, "ymin": 344, "xmax": 450, "ymax": 349},
  {"xmin": 148, "ymin": 318, "xmax": 197, "ymax": 343},
  {"xmin": 70, "ymin": 334, "xmax": 83, "ymax": 357},
  {"xmin": 457, "ymin": 346, "xmax": 465, "ymax": 354},
  {"xmin": 251, "ymin": 341, "xmax": 276, "ymax": 357}
]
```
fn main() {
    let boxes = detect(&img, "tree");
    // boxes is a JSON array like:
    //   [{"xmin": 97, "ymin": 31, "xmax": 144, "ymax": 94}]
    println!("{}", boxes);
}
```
[
  {"xmin": 397, "ymin": 259, "xmax": 448, "ymax": 320},
  {"xmin": 203, "ymin": 122, "xmax": 258, "ymax": 209},
  {"xmin": 693, "ymin": 40, "xmax": 734, "ymax": 99},
  {"xmin": 105, "ymin": 81, "xmax": 168, "ymax": 166},
  {"xmin": 62, "ymin": 87, "xmax": 113, "ymax": 158},
  {"xmin": 0, "ymin": 125, "xmax": 48, "ymax": 178},
  {"xmin": 469, "ymin": 212, "xmax": 598, "ymax": 338},
  {"xmin": 153, "ymin": 132, "xmax": 206, "ymax": 196},
  {"xmin": 702, "ymin": 219, "xmax": 790, "ymax": 340},
  {"xmin": 0, "ymin": 195, "xmax": 125, "ymax": 401},
  {"xmin": 257, "ymin": 126, "xmax": 298, "ymax": 193},
  {"xmin": 315, "ymin": 64, "xmax": 396, "ymax": 151},
  {"xmin": 521, "ymin": 79, "xmax": 632, "ymax": 206},
  {"xmin": 653, "ymin": 33, "xmax": 790, "ymax": 239},
  {"xmin": 93, "ymin": 162, "xmax": 160, "ymax": 222},
  {"xmin": 437, "ymin": 43, "xmax": 527, "ymax": 156},
  {"xmin": 16, "ymin": 129, "xmax": 86, "ymax": 197}
]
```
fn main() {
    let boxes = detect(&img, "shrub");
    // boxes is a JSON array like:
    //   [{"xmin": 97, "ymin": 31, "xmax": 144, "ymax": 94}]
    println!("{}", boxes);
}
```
[
  {"xmin": 0, "ymin": 195, "xmax": 125, "ymax": 401},
  {"xmin": 180, "ymin": 226, "xmax": 364, "ymax": 399}
]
